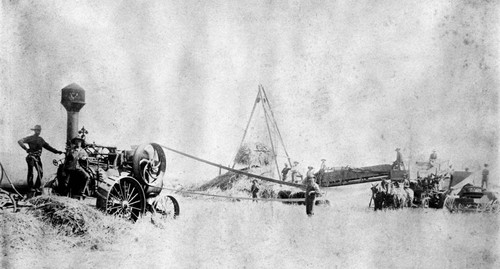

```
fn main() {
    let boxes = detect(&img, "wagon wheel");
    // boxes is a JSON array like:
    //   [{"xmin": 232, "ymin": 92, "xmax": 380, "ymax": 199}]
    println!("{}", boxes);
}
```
[
  {"xmin": 150, "ymin": 195, "xmax": 180, "ymax": 219},
  {"xmin": 443, "ymin": 196, "xmax": 455, "ymax": 213},
  {"xmin": 132, "ymin": 143, "xmax": 166, "ymax": 187},
  {"xmin": 105, "ymin": 177, "xmax": 146, "ymax": 222},
  {"xmin": 476, "ymin": 202, "xmax": 487, "ymax": 213},
  {"xmin": 421, "ymin": 197, "xmax": 430, "ymax": 208},
  {"xmin": 490, "ymin": 200, "xmax": 499, "ymax": 213},
  {"xmin": 0, "ymin": 190, "xmax": 17, "ymax": 213}
]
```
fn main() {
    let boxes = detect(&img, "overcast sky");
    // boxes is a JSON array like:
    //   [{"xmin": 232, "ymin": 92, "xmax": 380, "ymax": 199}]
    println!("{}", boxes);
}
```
[{"xmin": 1, "ymin": 0, "xmax": 498, "ymax": 185}]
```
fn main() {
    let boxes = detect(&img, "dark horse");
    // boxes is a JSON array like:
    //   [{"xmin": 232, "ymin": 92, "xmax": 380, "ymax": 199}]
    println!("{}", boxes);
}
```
[{"xmin": 370, "ymin": 182, "xmax": 395, "ymax": 211}]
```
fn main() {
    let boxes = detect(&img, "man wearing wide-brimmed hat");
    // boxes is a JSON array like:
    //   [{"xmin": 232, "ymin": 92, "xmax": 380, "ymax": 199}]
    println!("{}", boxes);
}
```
[
  {"xmin": 18, "ymin": 125, "xmax": 64, "ymax": 195},
  {"xmin": 291, "ymin": 161, "xmax": 303, "ymax": 183}
]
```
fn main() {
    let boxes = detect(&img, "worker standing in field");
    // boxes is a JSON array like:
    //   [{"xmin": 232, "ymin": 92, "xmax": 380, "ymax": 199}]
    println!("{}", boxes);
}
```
[
  {"xmin": 429, "ymin": 150, "xmax": 437, "ymax": 165},
  {"xmin": 18, "ymin": 125, "xmax": 63, "ymax": 196},
  {"xmin": 482, "ymin": 164, "xmax": 489, "ymax": 190},
  {"xmin": 305, "ymin": 166, "xmax": 315, "ymax": 184},
  {"xmin": 317, "ymin": 159, "xmax": 327, "ymax": 185},
  {"xmin": 250, "ymin": 179, "xmax": 259, "ymax": 201},
  {"xmin": 304, "ymin": 174, "xmax": 321, "ymax": 216}
]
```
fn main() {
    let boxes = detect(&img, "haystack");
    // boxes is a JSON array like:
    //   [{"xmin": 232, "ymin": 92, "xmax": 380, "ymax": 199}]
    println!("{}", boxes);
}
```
[
  {"xmin": 234, "ymin": 142, "xmax": 273, "ymax": 167},
  {"xmin": 27, "ymin": 196, "xmax": 132, "ymax": 248}
]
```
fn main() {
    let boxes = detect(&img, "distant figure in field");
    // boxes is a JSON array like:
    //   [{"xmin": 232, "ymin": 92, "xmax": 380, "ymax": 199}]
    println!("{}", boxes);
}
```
[
  {"xmin": 429, "ymin": 150, "xmax": 437, "ymax": 165},
  {"xmin": 291, "ymin": 161, "xmax": 303, "ymax": 183},
  {"xmin": 304, "ymin": 175, "xmax": 321, "ymax": 216},
  {"xmin": 281, "ymin": 163, "xmax": 291, "ymax": 181},
  {"xmin": 393, "ymin": 148, "xmax": 404, "ymax": 170},
  {"xmin": 250, "ymin": 179, "xmax": 259, "ymax": 201},
  {"xmin": 18, "ymin": 125, "xmax": 63, "ymax": 196},
  {"xmin": 305, "ymin": 166, "xmax": 315, "ymax": 184},
  {"xmin": 318, "ymin": 159, "xmax": 327, "ymax": 185},
  {"xmin": 482, "ymin": 164, "xmax": 489, "ymax": 190}
]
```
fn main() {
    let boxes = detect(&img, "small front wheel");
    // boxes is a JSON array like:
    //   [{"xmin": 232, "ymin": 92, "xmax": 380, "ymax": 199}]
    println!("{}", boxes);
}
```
[{"xmin": 149, "ymin": 195, "xmax": 180, "ymax": 219}]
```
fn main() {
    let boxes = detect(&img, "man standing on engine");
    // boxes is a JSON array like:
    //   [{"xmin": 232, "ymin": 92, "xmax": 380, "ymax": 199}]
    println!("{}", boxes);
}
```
[{"xmin": 18, "ymin": 125, "xmax": 63, "ymax": 196}]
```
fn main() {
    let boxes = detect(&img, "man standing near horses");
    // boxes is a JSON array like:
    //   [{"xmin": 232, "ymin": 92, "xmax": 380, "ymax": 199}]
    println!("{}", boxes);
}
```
[{"xmin": 18, "ymin": 125, "xmax": 63, "ymax": 196}]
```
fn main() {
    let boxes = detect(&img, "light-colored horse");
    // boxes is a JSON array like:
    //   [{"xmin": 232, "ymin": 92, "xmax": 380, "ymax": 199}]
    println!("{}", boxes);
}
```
[{"xmin": 392, "ymin": 181, "xmax": 414, "ymax": 208}]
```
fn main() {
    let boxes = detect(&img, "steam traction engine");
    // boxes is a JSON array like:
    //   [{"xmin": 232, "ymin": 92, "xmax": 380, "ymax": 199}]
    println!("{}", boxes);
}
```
[{"xmin": 52, "ymin": 83, "xmax": 179, "ymax": 221}]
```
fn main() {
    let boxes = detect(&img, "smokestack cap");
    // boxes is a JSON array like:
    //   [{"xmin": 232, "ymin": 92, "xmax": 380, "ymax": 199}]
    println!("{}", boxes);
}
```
[{"xmin": 61, "ymin": 83, "xmax": 86, "ymax": 112}]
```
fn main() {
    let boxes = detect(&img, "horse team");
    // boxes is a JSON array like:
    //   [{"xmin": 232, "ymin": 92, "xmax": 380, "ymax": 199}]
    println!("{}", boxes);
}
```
[{"xmin": 371, "ymin": 179, "xmax": 415, "ymax": 211}]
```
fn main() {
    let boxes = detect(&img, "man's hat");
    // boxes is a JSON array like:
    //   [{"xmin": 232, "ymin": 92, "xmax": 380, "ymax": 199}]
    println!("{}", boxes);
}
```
[
  {"xmin": 31, "ymin": 125, "xmax": 41, "ymax": 131},
  {"xmin": 321, "ymin": 159, "xmax": 326, "ymax": 161},
  {"xmin": 293, "ymin": 161, "xmax": 299, "ymax": 164},
  {"xmin": 395, "ymin": 148, "xmax": 400, "ymax": 151}
]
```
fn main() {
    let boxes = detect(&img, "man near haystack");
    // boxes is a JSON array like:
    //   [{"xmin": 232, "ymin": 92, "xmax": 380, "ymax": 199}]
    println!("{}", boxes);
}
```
[
  {"xmin": 317, "ymin": 159, "xmax": 327, "ymax": 184},
  {"xmin": 18, "ymin": 125, "xmax": 63, "ymax": 196},
  {"xmin": 65, "ymin": 137, "xmax": 89, "ymax": 199},
  {"xmin": 304, "ymin": 172, "xmax": 320, "ymax": 216},
  {"xmin": 291, "ymin": 161, "xmax": 303, "ymax": 183},
  {"xmin": 281, "ymin": 163, "xmax": 291, "ymax": 181},
  {"xmin": 250, "ymin": 179, "xmax": 259, "ymax": 201}
]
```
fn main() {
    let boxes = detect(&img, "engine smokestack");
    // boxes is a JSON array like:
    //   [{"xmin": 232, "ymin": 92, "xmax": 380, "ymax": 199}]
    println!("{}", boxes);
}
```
[{"xmin": 61, "ymin": 83, "xmax": 86, "ymax": 146}]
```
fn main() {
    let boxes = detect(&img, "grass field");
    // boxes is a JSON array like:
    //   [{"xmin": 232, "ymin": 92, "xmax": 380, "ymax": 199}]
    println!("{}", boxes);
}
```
[{"xmin": 1, "ymin": 183, "xmax": 499, "ymax": 269}]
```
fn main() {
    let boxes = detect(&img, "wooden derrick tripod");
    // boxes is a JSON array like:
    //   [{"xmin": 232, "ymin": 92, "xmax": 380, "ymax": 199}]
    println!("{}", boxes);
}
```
[{"xmin": 231, "ymin": 85, "xmax": 292, "ymax": 181}]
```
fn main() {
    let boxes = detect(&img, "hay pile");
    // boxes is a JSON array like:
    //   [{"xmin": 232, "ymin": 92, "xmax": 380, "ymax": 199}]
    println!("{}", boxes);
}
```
[
  {"xmin": 29, "ymin": 196, "xmax": 102, "ymax": 236},
  {"xmin": 25, "ymin": 196, "xmax": 132, "ymax": 249},
  {"xmin": 1, "ymin": 211, "xmax": 50, "ymax": 251},
  {"xmin": 234, "ymin": 143, "xmax": 274, "ymax": 167},
  {"xmin": 197, "ymin": 171, "xmax": 241, "ymax": 191}
]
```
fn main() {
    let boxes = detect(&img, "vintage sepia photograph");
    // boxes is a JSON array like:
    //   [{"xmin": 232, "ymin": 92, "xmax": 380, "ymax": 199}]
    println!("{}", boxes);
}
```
[{"xmin": 1, "ymin": 0, "xmax": 498, "ymax": 268}]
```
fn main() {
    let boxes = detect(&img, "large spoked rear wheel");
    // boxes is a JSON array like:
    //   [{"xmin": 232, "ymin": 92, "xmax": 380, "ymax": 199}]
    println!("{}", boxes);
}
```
[
  {"xmin": 0, "ymin": 190, "xmax": 17, "ymax": 213},
  {"xmin": 149, "ymin": 195, "xmax": 180, "ymax": 219},
  {"xmin": 105, "ymin": 177, "xmax": 146, "ymax": 222}
]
